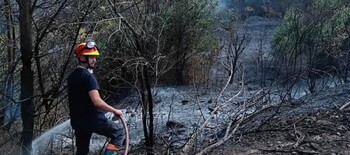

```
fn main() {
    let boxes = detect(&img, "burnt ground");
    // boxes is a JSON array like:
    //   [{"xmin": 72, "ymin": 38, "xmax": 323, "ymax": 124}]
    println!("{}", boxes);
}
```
[
  {"xmin": 202, "ymin": 16, "xmax": 350, "ymax": 154},
  {"xmin": 210, "ymin": 83, "xmax": 350, "ymax": 155},
  {"xmin": 128, "ymin": 105, "xmax": 350, "ymax": 155},
  {"xmin": 127, "ymin": 103, "xmax": 350, "ymax": 155},
  {"xmin": 214, "ymin": 109, "xmax": 350, "ymax": 155},
  {"xmin": 127, "ymin": 82, "xmax": 350, "ymax": 155},
  {"xmin": 115, "ymin": 19, "xmax": 350, "ymax": 154}
]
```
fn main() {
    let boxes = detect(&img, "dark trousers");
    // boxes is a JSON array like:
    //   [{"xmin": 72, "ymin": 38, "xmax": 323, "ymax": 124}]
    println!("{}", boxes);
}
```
[{"xmin": 74, "ymin": 118, "xmax": 124, "ymax": 155}]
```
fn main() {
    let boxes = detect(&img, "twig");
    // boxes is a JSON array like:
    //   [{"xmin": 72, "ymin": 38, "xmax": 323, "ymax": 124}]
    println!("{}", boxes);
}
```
[
  {"xmin": 261, "ymin": 148, "xmax": 318, "ymax": 154},
  {"xmin": 292, "ymin": 124, "xmax": 305, "ymax": 149},
  {"xmin": 196, "ymin": 115, "xmax": 244, "ymax": 155},
  {"xmin": 339, "ymin": 101, "xmax": 350, "ymax": 111}
]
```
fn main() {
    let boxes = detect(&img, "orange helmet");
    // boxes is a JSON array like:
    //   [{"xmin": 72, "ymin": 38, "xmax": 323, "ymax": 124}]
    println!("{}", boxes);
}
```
[{"xmin": 75, "ymin": 41, "xmax": 100, "ymax": 56}]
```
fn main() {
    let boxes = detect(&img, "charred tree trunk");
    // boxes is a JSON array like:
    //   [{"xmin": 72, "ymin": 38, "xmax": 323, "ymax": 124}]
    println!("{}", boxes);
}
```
[
  {"xmin": 174, "ymin": 29, "xmax": 186, "ymax": 85},
  {"xmin": 139, "ymin": 65, "xmax": 154, "ymax": 155},
  {"xmin": 144, "ymin": 66, "xmax": 154, "ymax": 154},
  {"xmin": 18, "ymin": 0, "xmax": 34, "ymax": 154}
]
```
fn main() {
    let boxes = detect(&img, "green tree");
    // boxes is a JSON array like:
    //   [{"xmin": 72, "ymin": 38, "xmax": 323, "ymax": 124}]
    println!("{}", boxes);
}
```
[{"xmin": 272, "ymin": 0, "xmax": 350, "ymax": 95}]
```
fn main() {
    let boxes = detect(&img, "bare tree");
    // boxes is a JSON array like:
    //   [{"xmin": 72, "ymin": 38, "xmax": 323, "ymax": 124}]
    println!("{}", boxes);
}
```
[
  {"xmin": 219, "ymin": 12, "xmax": 250, "ymax": 84},
  {"xmin": 31, "ymin": 0, "xmax": 96, "ymax": 131}
]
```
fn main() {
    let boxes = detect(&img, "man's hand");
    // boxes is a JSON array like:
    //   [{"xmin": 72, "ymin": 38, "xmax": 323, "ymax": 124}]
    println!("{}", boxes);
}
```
[{"xmin": 113, "ymin": 109, "xmax": 123, "ymax": 117}]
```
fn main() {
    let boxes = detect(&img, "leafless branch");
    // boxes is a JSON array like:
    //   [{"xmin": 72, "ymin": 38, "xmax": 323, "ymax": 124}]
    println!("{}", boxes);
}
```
[
  {"xmin": 181, "ymin": 68, "xmax": 245, "ymax": 154},
  {"xmin": 339, "ymin": 101, "xmax": 350, "ymax": 111}
]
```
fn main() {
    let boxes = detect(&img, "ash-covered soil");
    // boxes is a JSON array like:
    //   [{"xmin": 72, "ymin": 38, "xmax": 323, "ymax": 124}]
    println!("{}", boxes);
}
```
[{"xmin": 210, "ymin": 83, "xmax": 350, "ymax": 155}]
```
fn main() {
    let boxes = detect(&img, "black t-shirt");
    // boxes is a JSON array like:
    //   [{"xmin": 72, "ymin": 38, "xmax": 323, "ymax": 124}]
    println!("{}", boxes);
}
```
[{"xmin": 68, "ymin": 68, "xmax": 106, "ymax": 129}]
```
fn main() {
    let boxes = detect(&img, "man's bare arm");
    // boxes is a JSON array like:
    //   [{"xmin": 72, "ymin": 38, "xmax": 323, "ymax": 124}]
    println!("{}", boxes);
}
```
[{"xmin": 88, "ymin": 89, "xmax": 122, "ymax": 117}]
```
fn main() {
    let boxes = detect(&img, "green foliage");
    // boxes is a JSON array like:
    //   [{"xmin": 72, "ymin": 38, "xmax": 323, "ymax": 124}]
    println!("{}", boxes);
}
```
[
  {"xmin": 272, "ymin": 0, "xmax": 350, "ymax": 86},
  {"xmin": 101, "ymin": 0, "xmax": 218, "ymax": 85},
  {"xmin": 218, "ymin": 9, "xmax": 239, "ymax": 32},
  {"xmin": 313, "ymin": 0, "xmax": 343, "ymax": 10},
  {"xmin": 272, "ymin": 8, "xmax": 307, "ymax": 57},
  {"xmin": 157, "ymin": 0, "xmax": 218, "ymax": 84},
  {"xmin": 161, "ymin": 0, "xmax": 218, "ymax": 51},
  {"xmin": 273, "ymin": 0, "xmax": 350, "ymax": 56},
  {"xmin": 321, "ymin": 6, "xmax": 350, "ymax": 48}
]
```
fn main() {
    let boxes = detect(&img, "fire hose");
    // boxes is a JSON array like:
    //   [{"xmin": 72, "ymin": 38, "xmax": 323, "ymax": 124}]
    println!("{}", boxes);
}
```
[
  {"xmin": 101, "ymin": 115, "xmax": 129, "ymax": 155},
  {"xmin": 119, "ymin": 116, "xmax": 129, "ymax": 155}
]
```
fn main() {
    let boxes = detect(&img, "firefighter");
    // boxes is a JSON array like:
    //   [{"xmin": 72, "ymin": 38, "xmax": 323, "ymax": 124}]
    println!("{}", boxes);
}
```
[{"xmin": 68, "ymin": 40, "xmax": 124, "ymax": 155}]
